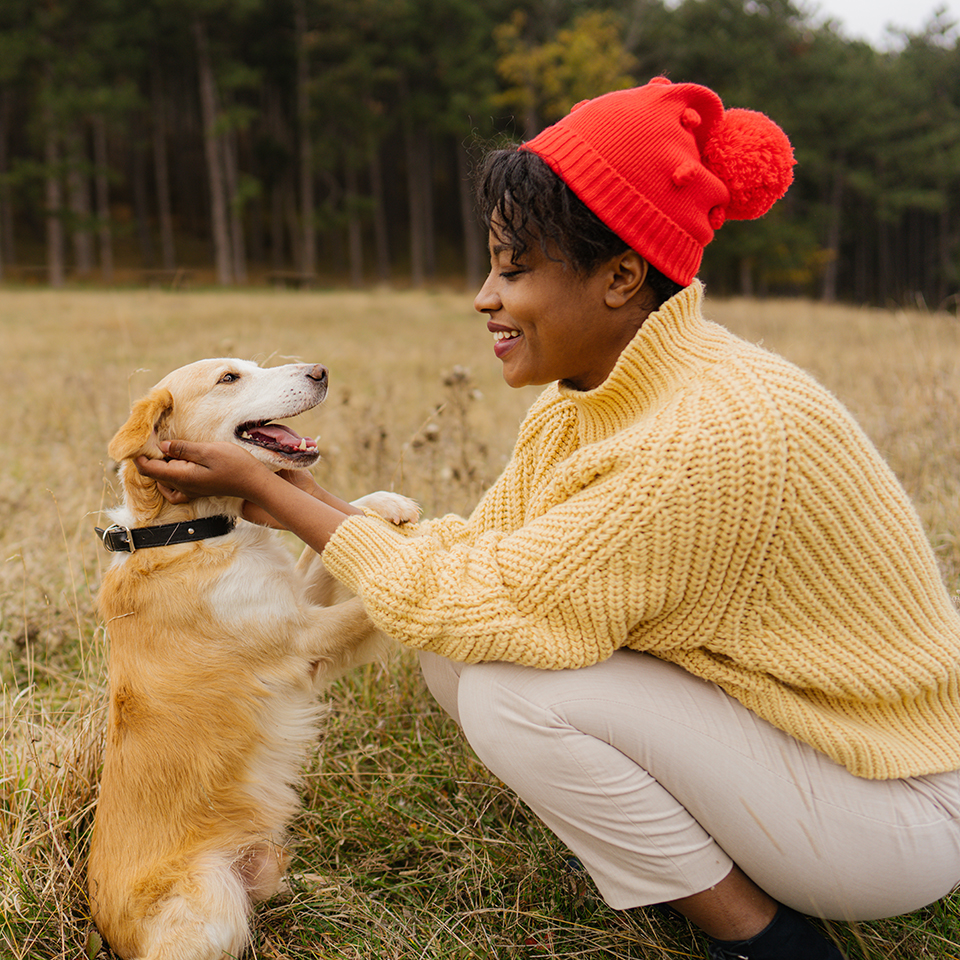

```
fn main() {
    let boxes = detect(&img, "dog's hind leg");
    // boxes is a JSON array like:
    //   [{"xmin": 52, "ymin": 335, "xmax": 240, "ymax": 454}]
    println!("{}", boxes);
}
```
[{"xmin": 138, "ymin": 853, "xmax": 252, "ymax": 960}]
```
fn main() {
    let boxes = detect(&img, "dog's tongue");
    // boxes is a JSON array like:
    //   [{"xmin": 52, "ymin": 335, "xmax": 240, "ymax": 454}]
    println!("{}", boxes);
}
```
[{"xmin": 248, "ymin": 423, "xmax": 317, "ymax": 451}]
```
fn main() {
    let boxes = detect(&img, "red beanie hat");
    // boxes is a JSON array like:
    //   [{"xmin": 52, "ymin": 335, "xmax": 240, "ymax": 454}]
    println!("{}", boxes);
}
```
[{"xmin": 521, "ymin": 77, "xmax": 795, "ymax": 286}]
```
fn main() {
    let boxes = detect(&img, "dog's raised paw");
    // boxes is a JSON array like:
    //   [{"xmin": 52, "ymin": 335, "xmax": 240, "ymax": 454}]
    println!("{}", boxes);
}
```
[{"xmin": 351, "ymin": 491, "xmax": 420, "ymax": 525}]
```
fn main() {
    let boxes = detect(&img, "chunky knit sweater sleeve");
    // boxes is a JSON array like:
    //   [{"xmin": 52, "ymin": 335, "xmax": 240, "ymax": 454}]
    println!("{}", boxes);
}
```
[
  {"xmin": 323, "ymin": 283, "xmax": 960, "ymax": 778},
  {"xmin": 327, "ymin": 389, "xmax": 630, "ymax": 669}
]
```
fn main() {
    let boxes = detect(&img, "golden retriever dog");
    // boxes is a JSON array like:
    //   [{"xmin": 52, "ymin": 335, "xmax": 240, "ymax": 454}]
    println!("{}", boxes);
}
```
[{"xmin": 88, "ymin": 358, "xmax": 416, "ymax": 960}]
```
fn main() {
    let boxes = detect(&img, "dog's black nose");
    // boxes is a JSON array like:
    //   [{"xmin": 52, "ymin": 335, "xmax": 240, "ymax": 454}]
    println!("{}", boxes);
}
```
[{"xmin": 308, "ymin": 364, "xmax": 328, "ymax": 385}]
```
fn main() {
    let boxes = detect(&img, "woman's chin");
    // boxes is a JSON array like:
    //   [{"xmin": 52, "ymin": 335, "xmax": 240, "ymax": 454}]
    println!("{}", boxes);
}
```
[{"xmin": 501, "ymin": 365, "xmax": 536, "ymax": 389}]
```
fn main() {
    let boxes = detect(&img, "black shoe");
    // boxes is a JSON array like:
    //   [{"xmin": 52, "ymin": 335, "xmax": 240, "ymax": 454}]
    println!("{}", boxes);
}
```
[
  {"xmin": 708, "ymin": 946, "xmax": 749, "ymax": 960},
  {"xmin": 706, "ymin": 905, "xmax": 844, "ymax": 960}
]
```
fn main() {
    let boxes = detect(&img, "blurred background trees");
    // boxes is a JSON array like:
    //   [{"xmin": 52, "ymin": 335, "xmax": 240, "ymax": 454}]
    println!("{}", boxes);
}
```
[{"xmin": 0, "ymin": 0, "xmax": 957, "ymax": 304}]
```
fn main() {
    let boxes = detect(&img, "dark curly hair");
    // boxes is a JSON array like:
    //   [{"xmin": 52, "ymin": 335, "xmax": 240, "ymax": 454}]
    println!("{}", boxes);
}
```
[{"xmin": 476, "ymin": 147, "xmax": 684, "ymax": 308}]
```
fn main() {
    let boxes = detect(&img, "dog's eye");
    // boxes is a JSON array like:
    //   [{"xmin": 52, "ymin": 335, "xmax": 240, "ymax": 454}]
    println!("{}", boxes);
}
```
[{"xmin": 218, "ymin": 372, "xmax": 240, "ymax": 384}]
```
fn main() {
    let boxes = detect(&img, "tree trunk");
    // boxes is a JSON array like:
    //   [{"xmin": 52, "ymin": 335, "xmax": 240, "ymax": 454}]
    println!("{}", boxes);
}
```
[
  {"xmin": 284, "ymin": 173, "xmax": 303, "ymax": 271},
  {"xmin": 820, "ymin": 160, "xmax": 843, "ymax": 303},
  {"xmin": 345, "ymin": 163, "xmax": 363, "ymax": 287},
  {"xmin": 878, "ymin": 219, "xmax": 891, "ymax": 305},
  {"xmin": 939, "ymin": 194, "xmax": 952, "ymax": 308},
  {"xmin": 369, "ymin": 142, "xmax": 390, "ymax": 283},
  {"xmin": 245, "ymin": 127, "xmax": 264, "ymax": 270},
  {"xmin": 222, "ymin": 123, "xmax": 247, "ymax": 283},
  {"xmin": 132, "ymin": 134, "xmax": 155, "ymax": 269},
  {"xmin": 92, "ymin": 114, "xmax": 113, "ymax": 282},
  {"xmin": 151, "ymin": 66, "xmax": 176, "ymax": 271},
  {"xmin": 0, "ymin": 88, "xmax": 11, "ymax": 277},
  {"xmin": 193, "ymin": 17, "xmax": 233, "ymax": 285},
  {"xmin": 66, "ymin": 123, "xmax": 94, "ymax": 276},
  {"xmin": 421, "ymin": 135, "xmax": 435, "ymax": 281},
  {"xmin": 264, "ymin": 84, "xmax": 289, "ymax": 271},
  {"xmin": 270, "ymin": 180, "xmax": 285, "ymax": 270},
  {"xmin": 294, "ymin": 0, "xmax": 315, "ymax": 278},
  {"xmin": 404, "ymin": 118, "xmax": 425, "ymax": 287},
  {"xmin": 852, "ymin": 198, "xmax": 868, "ymax": 303},
  {"xmin": 457, "ymin": 140, "xmax": 482, "ymax": 290},
  {"xmin": 522, "ymin": 80, "xmax": 541, "ymax": 140},
  {"xmin": 44, "ymin": 96, "xmax": 65, "ymax": 288},
  {"xmin": 739, "ymin": 256, "xmax": 754, "ymax": 297}
]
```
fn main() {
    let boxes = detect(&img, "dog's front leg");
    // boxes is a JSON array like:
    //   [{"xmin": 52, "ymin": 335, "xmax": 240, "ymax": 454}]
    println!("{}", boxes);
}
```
[
  {"xmin": 296, "ymin": 491, "xmax": 419, "ymax": 607},
  {"xmin": 301, "ymin": 595, "xmax": 394, "ymax": 687},
  {"xmin": 295, "ymin": 546, "xmax": 347, "ymax": 607}
]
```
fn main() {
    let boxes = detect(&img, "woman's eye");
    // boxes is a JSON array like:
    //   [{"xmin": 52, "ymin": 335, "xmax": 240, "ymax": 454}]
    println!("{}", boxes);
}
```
[
  {"xmin": 218, "ymin": 372, "xmax": 240, "ymax": 384},
  {"xmin": 500, "ymin": 270, "xmax": 524, "ymax": 281}
]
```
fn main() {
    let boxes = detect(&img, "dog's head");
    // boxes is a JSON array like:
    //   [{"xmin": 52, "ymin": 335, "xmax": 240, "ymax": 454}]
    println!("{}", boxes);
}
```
[{"xmin": 109, "ymin": 358, "xmax": 327, "ymax": 518}]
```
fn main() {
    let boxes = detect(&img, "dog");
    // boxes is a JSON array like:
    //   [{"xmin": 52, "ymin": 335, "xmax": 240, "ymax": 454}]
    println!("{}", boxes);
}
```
[{"xmin": 88, "ymin": 358, "xmax": 417, "ymax": 960}]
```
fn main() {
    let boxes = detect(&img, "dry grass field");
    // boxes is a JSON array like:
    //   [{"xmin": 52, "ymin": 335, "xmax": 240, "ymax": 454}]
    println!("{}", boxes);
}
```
[{"xmin": 1, "ymin": 286, "xmax": 959, "ymax": 960}]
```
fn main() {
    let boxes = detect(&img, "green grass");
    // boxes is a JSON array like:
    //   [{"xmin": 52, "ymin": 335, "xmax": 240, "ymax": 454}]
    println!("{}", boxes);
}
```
[{"xmin": 1, "ymin": 286, "xmax": 959, "ymax": 959}]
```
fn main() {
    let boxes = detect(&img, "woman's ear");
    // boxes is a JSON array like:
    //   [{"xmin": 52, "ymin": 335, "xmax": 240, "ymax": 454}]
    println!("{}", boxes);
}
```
[{"xmin": 604, "ymin": 250, "xmax": 649, "ymax": 308}]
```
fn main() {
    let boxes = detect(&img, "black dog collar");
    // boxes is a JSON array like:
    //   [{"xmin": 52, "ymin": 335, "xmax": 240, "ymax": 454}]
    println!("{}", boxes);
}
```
[{"xmin": 95, "ymin": 515, "xmax": 236, "ymax": 553}]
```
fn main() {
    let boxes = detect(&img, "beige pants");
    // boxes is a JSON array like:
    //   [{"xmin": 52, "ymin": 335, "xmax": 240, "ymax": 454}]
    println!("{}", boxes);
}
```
[{"xmin": 420, "ymin": 648, "xmax": 960, "ymax": 921}]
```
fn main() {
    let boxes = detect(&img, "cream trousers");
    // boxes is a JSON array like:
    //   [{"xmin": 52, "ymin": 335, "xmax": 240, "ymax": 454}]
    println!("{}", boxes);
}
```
[{"xmin": 420, "ymin": 648, "xmax": 960, "ymax": 921}]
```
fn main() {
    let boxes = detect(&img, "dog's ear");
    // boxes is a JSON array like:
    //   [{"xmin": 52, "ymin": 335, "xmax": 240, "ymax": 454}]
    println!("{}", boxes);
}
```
[{"xmin": 108, "ymin": 388, "xmax": 174, "ymax": 463}]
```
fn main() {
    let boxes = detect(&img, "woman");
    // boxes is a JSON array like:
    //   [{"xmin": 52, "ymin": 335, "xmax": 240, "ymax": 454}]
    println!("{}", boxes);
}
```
[{"xmin": 139, "ymin": 79, "xmax": 960, "ymax": 960}]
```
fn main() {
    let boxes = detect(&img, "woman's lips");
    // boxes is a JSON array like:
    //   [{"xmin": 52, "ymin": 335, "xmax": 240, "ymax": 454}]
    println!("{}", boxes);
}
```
[{"xmin": 489, "ymin": 323, "xmax": 521, "ymax": 359}]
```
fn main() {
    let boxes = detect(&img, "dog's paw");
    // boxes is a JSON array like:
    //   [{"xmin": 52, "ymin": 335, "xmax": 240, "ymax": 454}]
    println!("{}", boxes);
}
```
[{"xmin": 352, "ymin": 491, "xmax": 420, "ymax": 525}]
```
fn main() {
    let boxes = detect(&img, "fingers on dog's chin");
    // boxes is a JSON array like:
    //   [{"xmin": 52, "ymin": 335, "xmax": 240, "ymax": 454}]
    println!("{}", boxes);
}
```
[
  {"xmin": 164, "ymin": 439, "xmax": 188, "ymax": 460},
  {"xmin": 157, "ymin": 482, "xmax": 188, "ymax": 504}
]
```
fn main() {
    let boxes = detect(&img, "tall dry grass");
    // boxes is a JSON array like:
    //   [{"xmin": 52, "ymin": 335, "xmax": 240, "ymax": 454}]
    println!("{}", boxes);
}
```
[{"xmin": 1, "ymin": 286, "xmax": 958, "ymax": 959}]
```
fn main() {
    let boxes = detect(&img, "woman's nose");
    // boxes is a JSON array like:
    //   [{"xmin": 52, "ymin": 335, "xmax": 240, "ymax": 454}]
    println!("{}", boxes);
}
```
[{"xmin": 474, "ymin": 270, "xmax": 500, "ymax": 314}]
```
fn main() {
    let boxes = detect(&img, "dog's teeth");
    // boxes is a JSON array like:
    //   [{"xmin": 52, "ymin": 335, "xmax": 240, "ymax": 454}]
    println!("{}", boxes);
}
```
[
  {"xmin": 298, "ymin": 438, "xmax": 307, "ymax": 451},
  {"xmin": 242, "ymin": 431, "xmax": 252, "ymax": 439}
]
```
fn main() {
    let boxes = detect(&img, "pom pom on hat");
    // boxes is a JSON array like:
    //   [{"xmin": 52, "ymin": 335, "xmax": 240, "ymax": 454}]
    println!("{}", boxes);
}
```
[
  {"xmin": 521, "ymin": 78, "xmax": 795, "ymax": 286},
  {"xmin": 702, "ymin": 108, "xmax": 795, "ymax": 221}
]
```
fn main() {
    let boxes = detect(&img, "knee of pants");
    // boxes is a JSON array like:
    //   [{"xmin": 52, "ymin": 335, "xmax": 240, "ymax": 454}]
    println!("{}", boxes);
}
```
[
  {"xmin": 456, "ymin": 661, "xmax": 560, "ymax": 785},
  {"xmin": 419, "ymin": 650, "xmax": 463, "ymax": 726}
]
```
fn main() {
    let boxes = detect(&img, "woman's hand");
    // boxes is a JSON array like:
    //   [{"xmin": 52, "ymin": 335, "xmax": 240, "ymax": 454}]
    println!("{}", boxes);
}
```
[
  {"xmin": 136, "ymin": 445, "xmax": 361, "ymax": 536},
  {"xmin": 136, "ymin": 440, "xmax": 274, "ymax": 504}
]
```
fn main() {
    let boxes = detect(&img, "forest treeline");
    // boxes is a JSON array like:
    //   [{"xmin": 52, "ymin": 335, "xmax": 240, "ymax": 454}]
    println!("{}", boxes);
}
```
[{"xmin": 0, "ymin": 0, "xmax": 958, "ymax": 304}]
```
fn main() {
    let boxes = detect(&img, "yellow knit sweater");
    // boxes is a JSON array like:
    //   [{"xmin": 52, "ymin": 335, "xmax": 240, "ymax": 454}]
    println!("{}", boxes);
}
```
[{"xmin": 324, "ymin": 282, "xmax": 960, "ymax": 780}]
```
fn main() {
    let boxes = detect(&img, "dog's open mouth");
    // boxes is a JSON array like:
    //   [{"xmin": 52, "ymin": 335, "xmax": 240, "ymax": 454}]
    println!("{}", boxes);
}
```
[{"xmin": 237, "ymin": 421, "xmax": 319, "ymax": 459}]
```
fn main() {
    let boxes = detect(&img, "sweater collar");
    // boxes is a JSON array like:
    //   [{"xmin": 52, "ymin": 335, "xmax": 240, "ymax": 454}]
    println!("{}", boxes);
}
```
[{"xmin": 556, "ymin": 280, "xmax": 721, "ymax": 444}]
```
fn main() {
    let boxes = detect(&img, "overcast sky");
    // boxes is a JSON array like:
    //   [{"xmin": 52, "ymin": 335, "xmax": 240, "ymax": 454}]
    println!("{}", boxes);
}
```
[{"xmin": 808, "ymin": 0, "xmax": 959, "ymax": 46}]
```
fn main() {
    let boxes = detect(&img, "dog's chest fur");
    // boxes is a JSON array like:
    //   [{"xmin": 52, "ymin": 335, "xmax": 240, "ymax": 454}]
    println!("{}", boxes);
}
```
[{"xmin": 100, "ymin": 520, "xmax": 312, "ymax": 636}]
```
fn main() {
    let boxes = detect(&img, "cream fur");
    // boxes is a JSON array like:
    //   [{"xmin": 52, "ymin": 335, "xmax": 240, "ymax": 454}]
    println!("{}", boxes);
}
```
[{"xmin": 88, "ymin": 358, "xmax": 417, "ymax": 960}]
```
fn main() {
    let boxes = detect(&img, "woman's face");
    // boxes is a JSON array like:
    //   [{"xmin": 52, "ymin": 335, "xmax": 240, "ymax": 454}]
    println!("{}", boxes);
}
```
[{"xmin": 474, "ymin": 229, "xmax": 643, "ymax": 391}]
